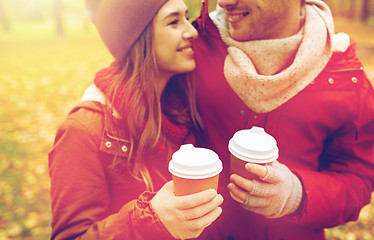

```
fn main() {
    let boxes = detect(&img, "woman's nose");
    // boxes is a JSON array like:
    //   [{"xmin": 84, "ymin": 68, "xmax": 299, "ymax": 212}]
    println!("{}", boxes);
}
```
[{"xmin": 183, "ymin": 22, "xmax": 198, "ymax": 40}]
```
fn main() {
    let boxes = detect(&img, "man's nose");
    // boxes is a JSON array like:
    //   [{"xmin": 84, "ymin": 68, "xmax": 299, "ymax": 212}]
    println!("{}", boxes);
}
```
[{"xmin": 218, "ymin": 0, "xmax": 238, "ymax": 8}]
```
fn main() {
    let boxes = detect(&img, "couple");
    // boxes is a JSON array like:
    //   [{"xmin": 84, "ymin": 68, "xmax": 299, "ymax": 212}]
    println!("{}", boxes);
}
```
[{"xmin": 49, "ymin": 0, "xmax": 374, "ymax": 239}]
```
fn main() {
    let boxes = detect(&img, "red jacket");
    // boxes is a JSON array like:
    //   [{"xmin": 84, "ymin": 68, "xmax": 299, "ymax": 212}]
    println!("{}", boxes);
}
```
[
  {"xmin": 49, "ymin": 101, "xmax": 190, "ymax": 239},
  {"xmin": 192, "ymin": 12, "xmax": 374, "ymax": 240}
]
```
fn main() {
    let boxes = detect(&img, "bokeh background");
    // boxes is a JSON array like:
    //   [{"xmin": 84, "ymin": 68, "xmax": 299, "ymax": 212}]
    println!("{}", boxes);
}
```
[{"xmin": 0, "ymin": 0, "xmax": 373, "ymax": 239}]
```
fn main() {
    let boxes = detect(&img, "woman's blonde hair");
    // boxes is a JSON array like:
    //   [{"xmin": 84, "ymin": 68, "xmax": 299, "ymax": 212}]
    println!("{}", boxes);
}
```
[{"xmin": 108, "ymin": 17, "xmax": 202, "ymax": 191}]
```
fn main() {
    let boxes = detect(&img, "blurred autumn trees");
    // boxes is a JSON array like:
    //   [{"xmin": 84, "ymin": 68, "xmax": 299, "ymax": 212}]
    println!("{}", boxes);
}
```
[
  {"xmin": 0, "ymin": 0, "xmax": 10, "ymax": 31},
  {"xmin": 324, "ymin": 0, "xmax": 373, "ymax": 22},
  {"xmin": 0, "ymin": 0, "xmax": 373, "ymax": 35},
  {"xmin": 0, "ymin": 0, "xmax": 88, "ymax": 34},
  {"xmin": 0, "ymin": 0, "xmax": 373, "ymax": 239},
  {"xmin": 54, "ymin": 0, "xmax": 64, "ymax": 36}
]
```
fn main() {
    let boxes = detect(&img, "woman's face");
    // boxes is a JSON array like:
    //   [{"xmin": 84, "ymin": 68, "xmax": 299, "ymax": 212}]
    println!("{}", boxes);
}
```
[{"xmin": 153, "ymin": 0, "xmax": 198, "ymax": 79}]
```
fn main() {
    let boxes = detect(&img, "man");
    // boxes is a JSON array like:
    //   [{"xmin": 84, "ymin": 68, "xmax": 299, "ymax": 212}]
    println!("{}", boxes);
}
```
[{"xmin": 192, "ymin": 0, "xmax": 374, "ymax": 239}]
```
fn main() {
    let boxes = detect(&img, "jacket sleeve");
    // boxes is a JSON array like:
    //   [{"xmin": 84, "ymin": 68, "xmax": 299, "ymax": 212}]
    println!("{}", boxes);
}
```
[
  {"xmin": 48, "ymin": 115, "xmax": 173, "ymax": 240},
  {"xmin": 288, "ymin": 77, "xmax": 374, "ymax": 228}
]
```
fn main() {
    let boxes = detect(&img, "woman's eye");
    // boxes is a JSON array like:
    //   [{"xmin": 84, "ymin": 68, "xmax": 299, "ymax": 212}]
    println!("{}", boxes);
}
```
[{"xmin": 169, "ymin": 20, "xmax": 179, "ymax": 25}]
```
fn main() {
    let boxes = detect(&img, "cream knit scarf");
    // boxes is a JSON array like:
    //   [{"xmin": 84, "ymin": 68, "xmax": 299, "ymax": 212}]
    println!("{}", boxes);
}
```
[{"xmin": 211, "ymin": 0, "xmax": 335, "ymax": 113}]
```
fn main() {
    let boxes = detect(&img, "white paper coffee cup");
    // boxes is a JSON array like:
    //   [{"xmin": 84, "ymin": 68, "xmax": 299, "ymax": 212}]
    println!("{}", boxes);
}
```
[
  {"xmin": 228, "ymin": 127, "xmax": 278, "ymax": 180},
  {"xmin": 169, "ymin": 144, "xmax": 223, "ymax": 196}
]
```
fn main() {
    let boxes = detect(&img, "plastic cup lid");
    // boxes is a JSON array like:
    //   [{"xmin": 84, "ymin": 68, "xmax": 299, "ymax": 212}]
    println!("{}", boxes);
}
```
[
  {"xmin": 228, "ymin": 126, "xmax": 278, "ymax": 163},
  {"xmin": 169, "ymin": 144, "xmax": 223, "ymax": 179}
]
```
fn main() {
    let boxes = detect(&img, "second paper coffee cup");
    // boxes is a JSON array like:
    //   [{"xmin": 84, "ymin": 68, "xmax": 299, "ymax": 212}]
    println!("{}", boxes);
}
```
[
  {"xmin": 228, "ymin": 126, "xmax": 278, "ymax": 180},
  {"xmin": 169, "ymin": 144, "xmax": 223, "ymax": 196}
]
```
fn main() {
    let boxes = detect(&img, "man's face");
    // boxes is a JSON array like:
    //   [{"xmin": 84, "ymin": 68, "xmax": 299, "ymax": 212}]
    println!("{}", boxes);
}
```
[{"xmin": 217, "ymin": 0, "xmax": 301, "ymax": 41}]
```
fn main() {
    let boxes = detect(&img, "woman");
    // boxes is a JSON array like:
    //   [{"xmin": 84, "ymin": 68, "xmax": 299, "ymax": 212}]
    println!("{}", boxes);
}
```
[{"xmin": 48, "ymin": 0, "xmax": 223, "ymax": 239}]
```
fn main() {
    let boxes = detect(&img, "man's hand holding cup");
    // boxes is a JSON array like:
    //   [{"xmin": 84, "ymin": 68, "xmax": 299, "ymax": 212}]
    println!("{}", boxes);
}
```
[{"xmin": 228, "ymin": 127, "xmax": 303, "ymax": 218}]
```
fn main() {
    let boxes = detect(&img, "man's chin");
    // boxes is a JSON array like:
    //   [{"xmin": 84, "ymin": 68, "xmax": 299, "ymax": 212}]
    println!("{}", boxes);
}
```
[
  {"xmin": 228, "ymin": 28, "xmax": 258, "ymax": 42},
  {"xmin": 227, "ymin": 26, "xmax": 245, "ymax": 41}
]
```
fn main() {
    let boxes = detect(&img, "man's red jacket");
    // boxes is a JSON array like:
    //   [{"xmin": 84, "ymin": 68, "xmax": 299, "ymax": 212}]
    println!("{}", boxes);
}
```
[{"xmin": 192, "ymin": 10, "xmax": 374, "ymax": 240}]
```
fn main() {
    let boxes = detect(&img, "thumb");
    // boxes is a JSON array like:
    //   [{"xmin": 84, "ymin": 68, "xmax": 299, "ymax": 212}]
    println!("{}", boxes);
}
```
[
  {"xmin": 158, "ymin": 181, "xmax": 175, "ymax": 197},
  {"xmin": 163, "ymin": 180, "xmax": 174, "ymax": 190}
]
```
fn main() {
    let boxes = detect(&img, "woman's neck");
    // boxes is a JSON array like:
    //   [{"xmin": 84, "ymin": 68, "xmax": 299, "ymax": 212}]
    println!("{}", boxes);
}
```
[{"xmin": 156, "ymin": 72, "xmax": 173, "ymax": 99}]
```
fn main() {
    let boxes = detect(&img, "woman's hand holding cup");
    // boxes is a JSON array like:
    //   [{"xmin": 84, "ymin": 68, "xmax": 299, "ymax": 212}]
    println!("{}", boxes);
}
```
[
  {"xmin": 151, "ymin": 181, "xmax": 223, "ymax": 239},
  {"xmin": 151, "ymin": 144, "xmax": 224, "ymax": 239}
]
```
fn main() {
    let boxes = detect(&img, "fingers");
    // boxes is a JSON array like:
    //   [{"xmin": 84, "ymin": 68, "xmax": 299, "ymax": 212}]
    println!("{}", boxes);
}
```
[
  {"xmin": 182, "ymin": 194, "xmax": 223, "ymax": 220},
  {"xmin": 227, "ymin": 182, "xmax": 247, "ymax": 203},
  {"xmin": 187, "ymin": 206, "xmax": 223, "ymax": 230},
  {"xmin": 175, "ymin": 188, "xmax": 219, "ymax": 210},
  {"xmin": 250, "ymin": 181, "xmax": 279, "ymax": 197},
  {"xmin": 228, "ymin": 182, "xmax": 271, "ymax": 209},
  {"xmin": 229, "ymin": 174, "xmax": 278, "ymax": 197},
  {"xmin": 152, "ymin": 182, "xmax": 223, "ymax": 240},
  {"xmin": 245, "ymin": 162, "xmax": 285, "ymax": 184},
  {"xmin": 245, "ymin": 163, "xmax": 268, "ymax": 179},
  {"xmin": 173, "ymin": 191, "xmax": 223, "ymax": 239},
  {"xmin": 230, "ymin": 174, "xmax": 253, "ymax": 192},
  {"xmin": 244, "ymin": 195, "xmax": 270, "ymax": 208},
  {"xmin": 174, "ymin": 207, "xmax": 223, "ymax": 239}
]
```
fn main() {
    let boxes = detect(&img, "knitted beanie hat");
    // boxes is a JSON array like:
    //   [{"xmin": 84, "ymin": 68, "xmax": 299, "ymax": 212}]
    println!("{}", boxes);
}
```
[{"xmin": 86, "ymin": 0, "xmax": 168, "ymax": 64}]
